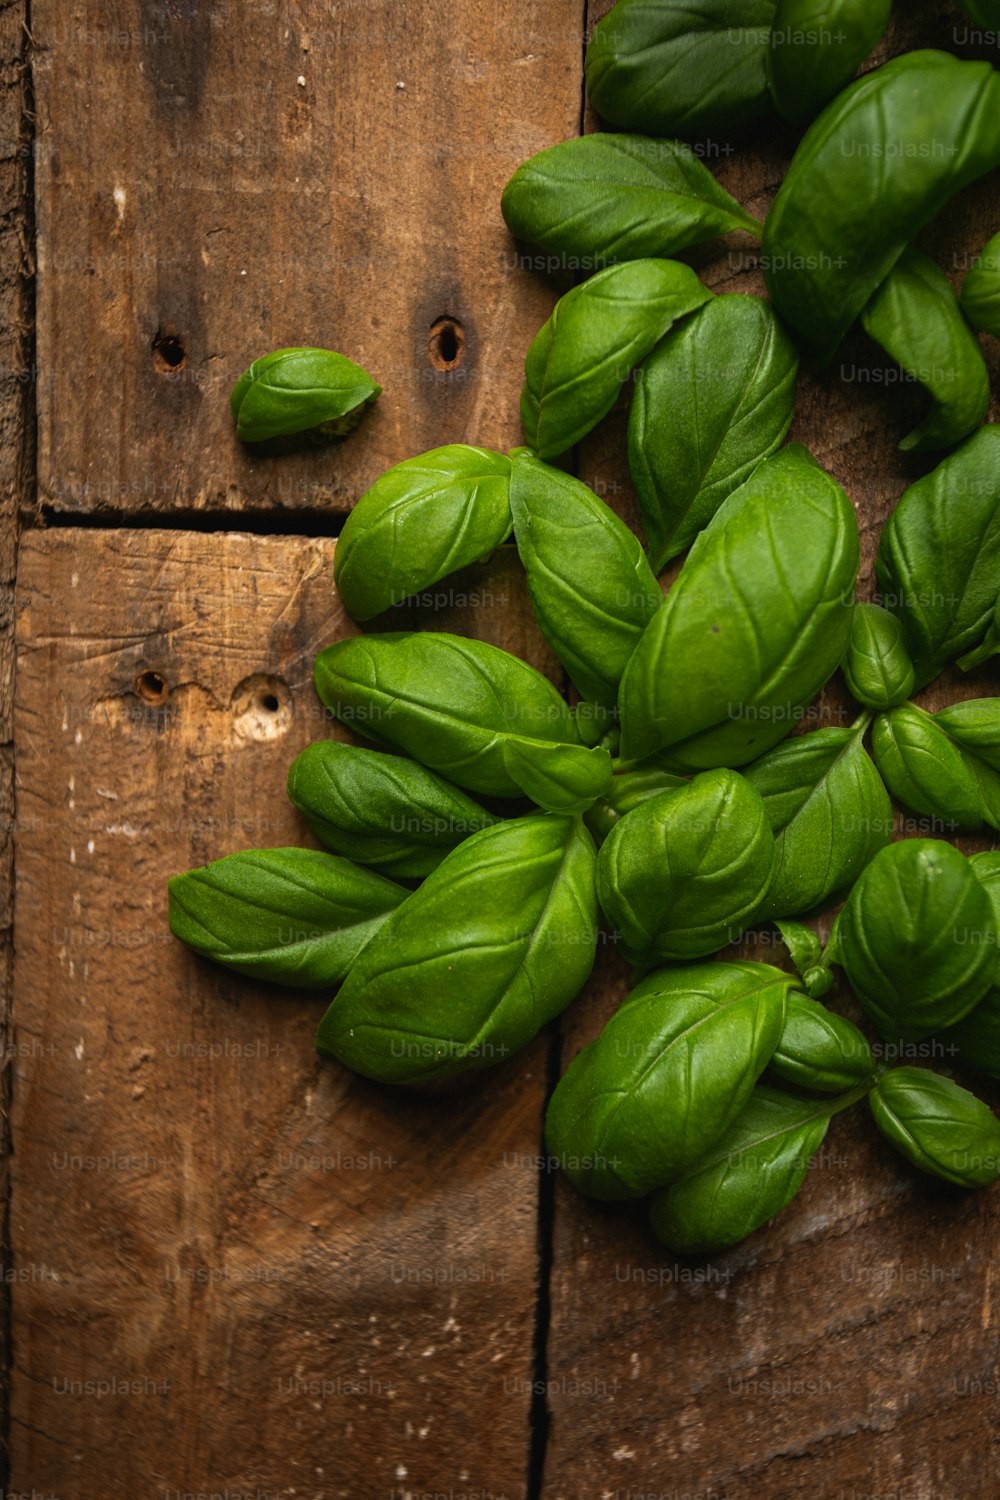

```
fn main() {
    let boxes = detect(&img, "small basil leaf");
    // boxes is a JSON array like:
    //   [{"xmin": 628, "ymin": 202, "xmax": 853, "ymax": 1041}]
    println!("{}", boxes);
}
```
[
  {"xmin": 316, "ymin": 814, "xmax": 597, "ymax": 1084},
  {"xmin": 620, "ymin": 446, "xmax": 859, "ymax": 768},
  {"xmin": 649, "ymin": 1086, "xmax": 834, "ymax": 1253},
  {"xmin": 870, "ymin": 1068, "xmax": 1000, "ymax": 1188},
  {"xmin": 509, "ymin": 454, "xmax": 662, "ymax": 708},
  {"xmin": 860, "ymin": 249, "xmax": 990, "ymax": 453},
  {"xmin": 586, "ymin": 0, "xmax": 777, "ymax": 137},
  {"xmin": 286, "ymin": 742, "xmax": 497, "ymax": 879},
  {"xmin": 313, "ymin": 632, "xmax": 580, "ymax": 798},
  {"xmin": 596, "ymin": 770, "xmax": 776, "ymax": 962},
  {"xmin": 545, "ymin": 960, "xmax": 793, "ymax": 1200},
  {"xmin": 871, "ymin": 705, "xmax": 984, "ymax": 831},
  {"xmin": 775, "ymin": 918, "xmax": 823, "ymax": 980},
  {"xmin": 501, "ymin": 738, "xmax": 614, "ymax": 814},
  {"xmin": 941, "ymin": 852, "xmax": 1000, "ymax": 1078},
  {"xmin": 230, "ymin": 347, "xmax": 381, "ymax": 443},
  {"xmin": 501, "ymin": 134, "xmax": 760, "ymax": 266},
  {"xmin": 876, "ymin": 426, "xmax": 1000, "ymax": 687},
  {"xmin": 766, "ymin": 0, "xmax": 892, "ymax": 124},
  {"xmin": 933, "ymin": 699, "xmax": 1000, "ymax": 831},
  {"xmin": 584, "ymin": 768, "xmax": 689, "ymax": 845},
  {"xmin": 842, "ymin": 603, "xmax": 916, "ymax": 709},
  {"xmin": 770, "ymin": 993, "xmax": 876, "ymax": 1093},
  {"xmin": 168, "ymin": 849, "xmax": 406, "ymax": 988},
  {"xmin": 835, "ymin": 839, "xmax": 996, "ymax": 1041},
  {"xmin": 628, "ymin": 295, "xmax": 798, "ymax": 569},
  {"xmin": 333, "ymin": 446, "xmax": 513, "ymax": 622},
  {"xmin": 520, "ymin": 258, "xmax": 713, "ymax": 461},
  {"xmin": 960, "ymin": 230, "xmax": 1000, "ymax": 338},
  {"xmin": 744, "ymin": 723, "xmax": 891, "ymax": 920}
]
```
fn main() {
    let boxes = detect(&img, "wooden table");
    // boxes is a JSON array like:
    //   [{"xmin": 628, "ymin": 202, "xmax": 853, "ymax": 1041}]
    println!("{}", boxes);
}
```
[{"xmin": 3, "ymin": 2, "xmax": 999, "ymax": 1496}]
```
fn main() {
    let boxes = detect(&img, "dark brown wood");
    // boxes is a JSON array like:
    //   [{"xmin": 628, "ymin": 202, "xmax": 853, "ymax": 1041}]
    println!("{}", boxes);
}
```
[{"xmin": 32, "ymin": 0, "xmax": 585, "ymax": 516}]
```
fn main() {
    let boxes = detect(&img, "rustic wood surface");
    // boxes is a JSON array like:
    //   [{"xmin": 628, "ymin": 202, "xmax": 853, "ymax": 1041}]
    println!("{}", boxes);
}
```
[{"xmin": 6, "ymin": 0, "xmax": 1000, "ymax": 1496}]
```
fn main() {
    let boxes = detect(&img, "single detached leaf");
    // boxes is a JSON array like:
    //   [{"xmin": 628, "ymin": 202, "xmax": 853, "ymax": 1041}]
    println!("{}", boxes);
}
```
[
  {"xmin": 313, "ymin": 632, "xmax": 579, "ymax": 798},
  {"xmin": 586, "ymin": 0, "xmax": 777, "ymax": 137},
  {"xmin": 316, "ymin": 814, "xmax": 598, "ymax": 1083},
  {"xmin": 168, "ymin": 848, "xmax": 407, "ymax": 987},
  {"xmin": 871, "ymin": 705, "xmax": 984, "ymax": 832},
  {"xmin": 333, "ymin": 446, "xmax": 513, "ymax": 622},
  {"xmin": 860, "ymin": 249, "xmax": 990, "ymax": 453},
  {"xmin": 960, "ymin": 230, "xmax": 1000, "ymax": 338},
  {"xmin": 628, "ymin": 294, "xmax": 798, "ymax": 568},
  {"xmin": 509, "ymin": 453, "xmax": 662, "ymax": 708},
  {"xmin": 501, "ymin": 133, "xmax": 760, "ymax": 266},
  {"xmin": 286, "ymin": 741, "xmax": 498, "ymax": 879},
  {"xmin": 870, "ymin": 1068, "xmax": 1000, "ymax": 1188},
  {"xmin": 501, "ymin": 737, "xmax": 614, "ymax": 814},
  {"xmin": 545, "ymin": 961, "xmax": 793, "ymax": 1200},
  {"xmin": 766, "ymin": 0, "xmax": 892, "ymax": 124},
  {"xmin": 520, "ymin": 258, "xmax": 712, "ymax": 461},
  {"xmin": 230, "ymin": 347, "xmax": 381, "ymax": 442},
  {"xmin": 619, "ymin": 445, "xmax": 859, "ymax": 768},
  {"xmin": 770, "ymin": 993, "xmax": 876, "ymax": 1093},
  {"xmin": 842, "ymin": 602, "xmax": 916, "ymax": 709}
]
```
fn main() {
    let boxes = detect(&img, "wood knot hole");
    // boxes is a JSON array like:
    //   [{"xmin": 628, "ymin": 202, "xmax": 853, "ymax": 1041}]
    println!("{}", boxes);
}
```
[
  {"xmin": 428, "ymin": 317, "xmax": 465, "ymax": 372},
  {"xmin": 136, "ymin": 670, "xmax": 169, "ymax": 704},
  {"xmin": 152, "ymin": 331, "xmax": 187, "ymax": 374}
]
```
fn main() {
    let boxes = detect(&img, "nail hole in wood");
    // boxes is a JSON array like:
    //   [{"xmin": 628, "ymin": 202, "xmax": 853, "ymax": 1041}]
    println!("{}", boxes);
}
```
[
  {"xmin": 428, "ymin": 317, "xmax": 465, "ymax": 372},
  {"xmin": 151, "ymin": 331, "xmax": 187, "ymax": 374},
  {"xmin": 136, "ymin": 670, "xmax": 169, "ymax": 703},
  {"xmin": 231, "ymin": 674, "xmax": 293, "ymax": 742}
]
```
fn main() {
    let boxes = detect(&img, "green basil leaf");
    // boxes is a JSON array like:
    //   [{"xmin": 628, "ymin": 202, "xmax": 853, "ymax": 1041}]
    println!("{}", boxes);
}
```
[
  {"xmin": 932, "ymin": 699, "xmax": 1000, "ymax": 830},
  {"xmin": 835, "ymin": 839, "xmax": 996, "ymax": 1041},
  {"xmin": 940, "ymin": 852, "xmax": 1000, "ymax": 1078},
  {"xmin": 586, "ymin": 0, "xmax": 777, "ymax": 137},
  {"xmin": 649, "ymin": 1086, "xmax": 834, "ymax": 1253},
  {"xmin": 500, "ymin": 737, "xmax": 614, "ymax": 814},
  {"xmin": 286, "ymin": 741, "xmax": 498, "ymax": 879},
  {"xmin": 871, "ymin": 705, "xmax": 984, "ymax": 832},
  {"xmin": 313, "ymin": 632, "xmax": 579, "ymax": 797},
  {"xmin": 763, "ymin": 52, "xmax": 1000, "ymax": 363},
  {"xmin": 770, "ymin": 993, "xmax": 876, "ymax": 1093},
  {"xmin": 744, "ymin": 722, "xmax": 891, "ymax": 920},
  {"xmin": 333, "ymin": 447, "xmax": 513, "ymax": 622},
  {"xmin": 168, "ymin": 848, "xmax": 406, "ymax": 988},
  {"xmin": 316, "ymin": 814, "xmax": 597, "ymax": 1083},
  {"xmin": 230, "ymin": 347, "xmax": 381, "ymax": 443},
  {"xmin": 960, "ymin": 230, "xmax": 1000, "ymax": 338},
  {"xmin": 520, "ymin": 259, "xmax": 713, "ymax": 461},
  {"xmin": 842, "ymin": 602, "xmax": 916, "ymax": 710},
  {"xmin": 596, "ymin": 769, "xmax": 776, "ymax": 962},
  {"xmin": 545, "ymin": 960, "xmax": 793, "ymax": 1200},
  {"xmin": 584, "ymin": 767, "xmax": 689, "ymax": 845},
  {"xmin": 860, "ymin": 249, "xmax": 990, "ymax": 453},
  {"xmin": 628, "ymin": 295, "xmax": 798, "ymax": 569},
  {"xmin": 619, "ymin": 445, "xmax": 859, "ymax": 767},
  {"xmin": 870, "ymin": 1067, "xmax": 1000, "ymax": 1188},
  {"xmin": 776, "ymin": 918, "xmax": 823, "ymax": 979},
  {"xmin": 766, "ymin": 0, "xmax": 892, "ymax": 124},
  {"xmin": 501, "ymin": 134, "xmax": 760, "ymax": 267},
  {"xmin": 509, "ymin": 453, "xmax": 662, "ymax": 708},
  {"xmin": 876, "ymin": 427, "xmax": 1000, "ymax": 687}
]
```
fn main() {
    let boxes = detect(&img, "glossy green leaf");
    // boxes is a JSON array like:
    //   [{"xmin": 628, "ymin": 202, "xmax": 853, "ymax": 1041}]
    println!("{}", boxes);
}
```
[
  {"xmin": 960, "ymin": 230, "xmax": 1000, "ymax": 338},
  {"xmin": 619, "ymin": 445, "xmax": 859, "ymax": 768},
  {"xmin": 585, "ymin": 0, "xmax": 777, "ymax": 137},
  {"xmin": 941, "ymin": 851, "xmax": 1000, "ymax": 1078},
  {"xmin": 584, "ymin": 768, "xmax": 688, "ymax": 845},
  {"xmin": 744, "ymin": 722, "xmax": 891, "ymax": 921},
  {"xmin": 596, "ymin": 769, "xmax": 776, "ymax": 962},
  {"xmin": 520, "ymin": 258, "xmax": 712, "ymax": 461},
  {"xmin": 628, "ymin": 294, "xmax": 798, "ymax": 568},
  {"xmin": 870, "ymin": 1067, "xmax": 1000, "ymax": 1187},
  {"xmin": 168, "ymin": 848, "xmax": 406, "ymax": 988},
  {"xmin": 770, "ymin": 993, "xmax": 876, "ymax": 1093},
  {"xmin": 313, "ymin": 632, "xmax": 580, "ymax": 798},
  {"xmin": 834, "ymin": 839, "xmax": 996, "ymax": 1041},
  {"xmin": 763, "ymin": 52, "xmax": 1000, "ymax": 363},
  {"xmin": 509, "ymin": 454, "xmax": 661, "ymax": 709},
  {"xmin": 876, "ymin": 427, "xmax": 1000, "ymax": 687},
  {"xmin": 500, "ymin": 737, "xmax": 614, "ymax": 814},
  {"xmin": 871, "ymin": 705, "xmax": 984, "ymax": 832},
  {"xmin": 333, "ymin": 447, "xmax": 512, "ymax": 622},
  {"xmin": 285, "ymin": 741, "xmax": 498, "ymax": 879},
  {"xmin": 842, "ymin": 603, "xmax": 916, "ymax": 710},
  {"xmin": 316, "ymin": 814, "xmax": 597, "ymax": 1083},
  {"xmin": 545, "ymin": 960, "xmax": 793, "ymax": 1200},
  {"xmin": 501, "ymin": 134, "xmax": 761, "ymax": 268},
  {"xmin": 766, "ymin": 0, "xmax": 891, "ymax": 124},
  {"xmin": 860, "ymin": 249, "xmax": 990, "ymax": 453},
  {"xmin": 230, "ymin": 347, "xmax": 381, "ymax": 443},
  {"xmin": 649, "ymin": 1086, "xmax": 836, "ymax": 1252},
  {"xmin": 933, "ymin": 700, "xmax": 1000, "ymax": 829}
]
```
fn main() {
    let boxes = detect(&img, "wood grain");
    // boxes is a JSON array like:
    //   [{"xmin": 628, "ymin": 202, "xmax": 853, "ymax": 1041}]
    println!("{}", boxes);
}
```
[
  {"xmin": 31, "ymin": 0, "xmax": 585, "ymax": 516},
  {"xmin": 9, "ymin": 531, "xmax": 551, "ymax": 1497}
]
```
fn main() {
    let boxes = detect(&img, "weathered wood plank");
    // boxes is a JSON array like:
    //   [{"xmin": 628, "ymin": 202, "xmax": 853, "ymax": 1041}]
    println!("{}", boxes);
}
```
[
  {"xmin": 10, "ymin": 531, "xmax": 549, "ymax": 1496},
  {"xmin": 32, "ymin": 0, "xmax": 585, "ymax": 515}
]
